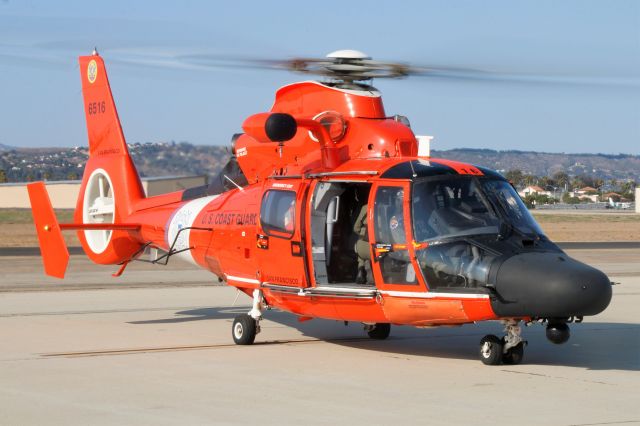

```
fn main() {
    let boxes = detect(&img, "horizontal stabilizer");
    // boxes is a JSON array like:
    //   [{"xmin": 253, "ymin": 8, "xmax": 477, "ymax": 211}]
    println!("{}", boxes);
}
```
[
  {"xmin": 28, "ymin": 182, "xmax": 142, "ymax": 279},
  {"xmin": 59, "ymin": 223, "xmax": 141, "ymax": 231},
  {"xmin": 27, "ymin": 182, "xmax": 69, "ymax": 279}
]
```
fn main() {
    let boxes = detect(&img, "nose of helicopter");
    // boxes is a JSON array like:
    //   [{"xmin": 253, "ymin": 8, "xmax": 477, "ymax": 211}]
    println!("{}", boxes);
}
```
[{"xmin": 490, "ymin": 252, "xmax": 612, "ymax": 318}]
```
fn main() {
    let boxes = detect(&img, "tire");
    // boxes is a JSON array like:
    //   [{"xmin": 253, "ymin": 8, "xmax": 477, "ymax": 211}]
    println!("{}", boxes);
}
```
[
  {"xmin": 232, "ymin": 314, "xmax": 257, "ymax": 345},
  {"xmin": 502, "ymin": 342, "xmax": 525, "ymax": 365},
  {"xmin": 367, "ymin": 323, "xmax": 391, "ymax": 340},
  {"xmin": 479, "ymin": 334, "xmax": 503, "ymax": 365}
]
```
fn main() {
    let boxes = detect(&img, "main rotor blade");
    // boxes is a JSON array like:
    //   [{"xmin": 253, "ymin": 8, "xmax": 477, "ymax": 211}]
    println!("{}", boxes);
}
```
[
  {"xmin": 179, "ymin": 54, "xmax": 640, "ymax": 87},
  {"xmin": 404, "ymin": 64, "xmax": 640, "ymax": 87},
  {"xmin": 110, "ymin": 51, "xmax": 640, "ymax": 88}
]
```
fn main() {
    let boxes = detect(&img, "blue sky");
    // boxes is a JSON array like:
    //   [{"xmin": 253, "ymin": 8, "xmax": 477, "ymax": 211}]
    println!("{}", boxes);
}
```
[{"xmin": 1, "ymin": 0, "xmax": 639, "ymax": 154}]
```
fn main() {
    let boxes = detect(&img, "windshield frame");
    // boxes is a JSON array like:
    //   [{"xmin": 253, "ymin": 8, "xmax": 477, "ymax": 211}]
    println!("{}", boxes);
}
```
[
  {"xmin": 410, "ymin": 174, "xmax": 543, "ymax": 244},
  {"xmin": 479, "ymin": 178, "xmax": 544, "ymax": 238}
]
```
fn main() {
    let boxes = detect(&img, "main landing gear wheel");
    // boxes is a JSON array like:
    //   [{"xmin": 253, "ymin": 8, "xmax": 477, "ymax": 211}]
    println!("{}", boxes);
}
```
[
  {"xmin": 367, "ymin": 323, "xmax": 391, "ymax": 340},
  {"xmin": 232, "ymin": 314, "xmax": 257, "ymax": 345},
  {"xmin": 502, "ymin": 340, "xmax": 525, "ymax": 365},
  {"xmin": 479, "ymin": 335, "xmax": 503, "ymax": 365}
]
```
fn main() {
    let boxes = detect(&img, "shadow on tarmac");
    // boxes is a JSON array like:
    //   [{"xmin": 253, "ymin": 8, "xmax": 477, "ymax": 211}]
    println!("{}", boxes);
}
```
[{"xmin": 129, "ymin": 306, "xmax": 640, "ymax": 371}]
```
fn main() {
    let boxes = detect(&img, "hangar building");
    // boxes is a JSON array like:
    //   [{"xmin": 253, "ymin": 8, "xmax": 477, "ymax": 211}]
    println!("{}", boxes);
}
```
[{"xmin": 0, "ymin": 175, "xmax": 207, "ymax": 209}]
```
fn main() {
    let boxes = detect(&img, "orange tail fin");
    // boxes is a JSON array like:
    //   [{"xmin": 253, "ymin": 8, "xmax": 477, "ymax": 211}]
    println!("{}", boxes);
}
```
[{"xmin": 74, "ymin": 52, "xmax": 146, "ymax": 264}]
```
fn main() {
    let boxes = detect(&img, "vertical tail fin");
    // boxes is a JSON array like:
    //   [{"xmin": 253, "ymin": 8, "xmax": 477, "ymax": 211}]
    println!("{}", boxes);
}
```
[
  {"xmin": 75, "ymin": 52, "xmax": 145, "ymax": 263},
  {"xmin": 80, "ymin": 53, "xmax": 136, "ymax": 159}
]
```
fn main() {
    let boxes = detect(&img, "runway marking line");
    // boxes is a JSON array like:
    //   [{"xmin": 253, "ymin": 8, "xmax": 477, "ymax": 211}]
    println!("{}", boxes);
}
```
[
  {"xmin": 501, "ymin": 369, "xmax": 615, "ymax": 386},
  {"xmin": 0, "ymin": 305, "xmax": 214, "ymax": 318},
  {"xmin": 568, "ymin": 421, "xmax": 640, "ymax": 426},
  {"xmin": 40, "ymin": 337, "xmax": 372, "ymax": 358},
  {"xmin": 39, "ymin": 332, "xmax": 485, "ymax": 359}
]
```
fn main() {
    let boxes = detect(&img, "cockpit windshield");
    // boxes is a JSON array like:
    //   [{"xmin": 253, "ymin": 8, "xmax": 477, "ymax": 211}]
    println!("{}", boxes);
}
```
[
  {"xmin": 412, "ymin": 176, "xmax": 542, "ymax": 242},
  {"xmin": 413, "ymin": 177, "xmax": 499, "ymax": 241},
  {"xmin": 411, "ymin": 176, "xmax": 545, "ymax": 291}
]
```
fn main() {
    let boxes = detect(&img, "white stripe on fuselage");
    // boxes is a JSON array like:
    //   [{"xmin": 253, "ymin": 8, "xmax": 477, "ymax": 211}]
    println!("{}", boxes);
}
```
[
  {"xmin": 166, "ymin": 195, "xmax": 218, "ymax": 265},
  {"xmin": 380, "ymin": 290, "xmax": 489, "ymax": 299}
]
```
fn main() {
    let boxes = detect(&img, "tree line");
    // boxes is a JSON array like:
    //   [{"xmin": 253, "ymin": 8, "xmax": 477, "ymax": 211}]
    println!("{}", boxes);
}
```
[{"xmin": 503, "ymin": 169, "xmax": 636, "ymax": 206}]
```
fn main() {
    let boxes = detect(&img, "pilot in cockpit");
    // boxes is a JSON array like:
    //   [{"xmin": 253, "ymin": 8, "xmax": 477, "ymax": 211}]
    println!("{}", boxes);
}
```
[{"xmin": 427, "ymin": 181, "xmax": 489, "ymax": 237}]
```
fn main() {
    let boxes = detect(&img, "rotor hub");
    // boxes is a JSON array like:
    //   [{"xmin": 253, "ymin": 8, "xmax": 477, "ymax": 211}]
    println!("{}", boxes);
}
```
[{"xmin": 283, "ymin": 50, "xmax": 411, "ymax": 85}]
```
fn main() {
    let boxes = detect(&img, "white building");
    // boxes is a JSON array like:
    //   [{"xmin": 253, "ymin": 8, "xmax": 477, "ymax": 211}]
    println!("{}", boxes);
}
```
[
  {"xmin": 519, "ymin": 185, "xmax": 552, "ymax": 197},
  {"xmin": 571, "ymin": 186, "xmax": 599, "ymax": 203}
]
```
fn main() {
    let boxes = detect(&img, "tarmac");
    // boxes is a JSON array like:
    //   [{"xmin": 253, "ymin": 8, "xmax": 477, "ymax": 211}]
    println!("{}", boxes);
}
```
[{"xmin": 0, "ymin": 247, "xmax": 638, "ymax": 425}]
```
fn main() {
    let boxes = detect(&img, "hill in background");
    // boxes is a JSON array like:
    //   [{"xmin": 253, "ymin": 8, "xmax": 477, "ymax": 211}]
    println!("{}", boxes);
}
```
[
  {"xmin": 1, "ymin": 142, "xmax": 638, "ymax": 183},
  {"xmin": 434, "ymin": 148, "xmax": 639, "ymax": 181}
]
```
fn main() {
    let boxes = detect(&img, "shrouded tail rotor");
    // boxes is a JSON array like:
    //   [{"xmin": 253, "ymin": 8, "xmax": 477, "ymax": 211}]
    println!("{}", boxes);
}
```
[
  {"xmin": 83, "ymin": 168, "xmax": 116, "ymax": 254},
  {"xmin": 75, "ymin": 52, "xmax": 146, "ymax": 263}
]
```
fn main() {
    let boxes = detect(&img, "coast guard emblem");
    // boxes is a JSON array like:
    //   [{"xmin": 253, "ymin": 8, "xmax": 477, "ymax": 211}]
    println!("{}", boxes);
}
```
[{"xmin": 87, "ymin": 60, "xmax": 98, "ymax": 84}]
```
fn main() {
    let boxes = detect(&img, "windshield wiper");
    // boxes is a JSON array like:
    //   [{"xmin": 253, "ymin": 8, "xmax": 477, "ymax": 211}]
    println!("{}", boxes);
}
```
[
  {"xmin": 477, "ymin": 192, "xmax": 513, "ymax": 241},
  {"xmin": 497, "ymin": 220, "xmax": 532, "ymax": 241},
  {"xmin": 481, "ymin": 191, "xmax": 535, "ymax": 242}
]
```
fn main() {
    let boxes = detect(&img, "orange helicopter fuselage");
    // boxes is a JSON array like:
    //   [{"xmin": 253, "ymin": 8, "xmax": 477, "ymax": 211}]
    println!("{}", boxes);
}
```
[{"xmin": 92, "ymin": 78, "xmax": 496, "ymax": 327}]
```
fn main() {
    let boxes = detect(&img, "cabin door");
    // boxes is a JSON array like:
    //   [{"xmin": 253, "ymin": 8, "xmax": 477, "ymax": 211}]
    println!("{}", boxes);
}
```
[
  {"xmin": 256, "ymin": 179, "xmax": 309, "ymax": 288},
  {"xmin": 370, "ymin": 181, "xmax": 422, "ymax": 290}
]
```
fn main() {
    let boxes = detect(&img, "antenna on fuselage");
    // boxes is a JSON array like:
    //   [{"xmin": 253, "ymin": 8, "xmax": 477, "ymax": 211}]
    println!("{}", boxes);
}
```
[{"xmin": 224, "ymin": 175, "xmax": 245, "ymax": 191}]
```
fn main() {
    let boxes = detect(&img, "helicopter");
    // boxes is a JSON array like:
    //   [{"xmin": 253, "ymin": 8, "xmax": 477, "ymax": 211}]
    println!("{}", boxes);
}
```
[{"xmin": 27, "ymin": 49, "xmax": 612, "ymax": 365}]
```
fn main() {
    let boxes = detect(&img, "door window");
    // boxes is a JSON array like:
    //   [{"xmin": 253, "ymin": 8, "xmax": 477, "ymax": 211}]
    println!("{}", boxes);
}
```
[
  {"xmin": 373, "ymin": 186, "xmax": 416, "ymax": 284},
  {"xmin": 260, "ymin": 190, "xmax": 296, "ymax": 238}
]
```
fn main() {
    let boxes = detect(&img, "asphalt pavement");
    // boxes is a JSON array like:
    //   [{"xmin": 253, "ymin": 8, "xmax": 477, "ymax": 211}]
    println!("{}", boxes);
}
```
[{"xmin": 0, "ymin": 248, "xmax": 638, "ymax": 425}]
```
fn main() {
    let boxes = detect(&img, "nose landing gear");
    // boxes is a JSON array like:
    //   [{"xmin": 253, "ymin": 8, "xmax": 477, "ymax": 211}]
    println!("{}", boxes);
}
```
[
  {"xmin": 479, "ymin": 319, "xmax": 526, "ymax": 365},
  {"xmin": 501, "ymin": 319, "xmax": 525, "ymax": 365}
]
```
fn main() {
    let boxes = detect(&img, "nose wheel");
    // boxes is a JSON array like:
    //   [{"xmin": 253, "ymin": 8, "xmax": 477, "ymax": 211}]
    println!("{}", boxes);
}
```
[
  {"xmin": 479, "ymin": 335, "xmax": 503, "ymax": 365},
  {"xmin": 479, "ymin": 320, "xmax": 526, "ymax": 365}
]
